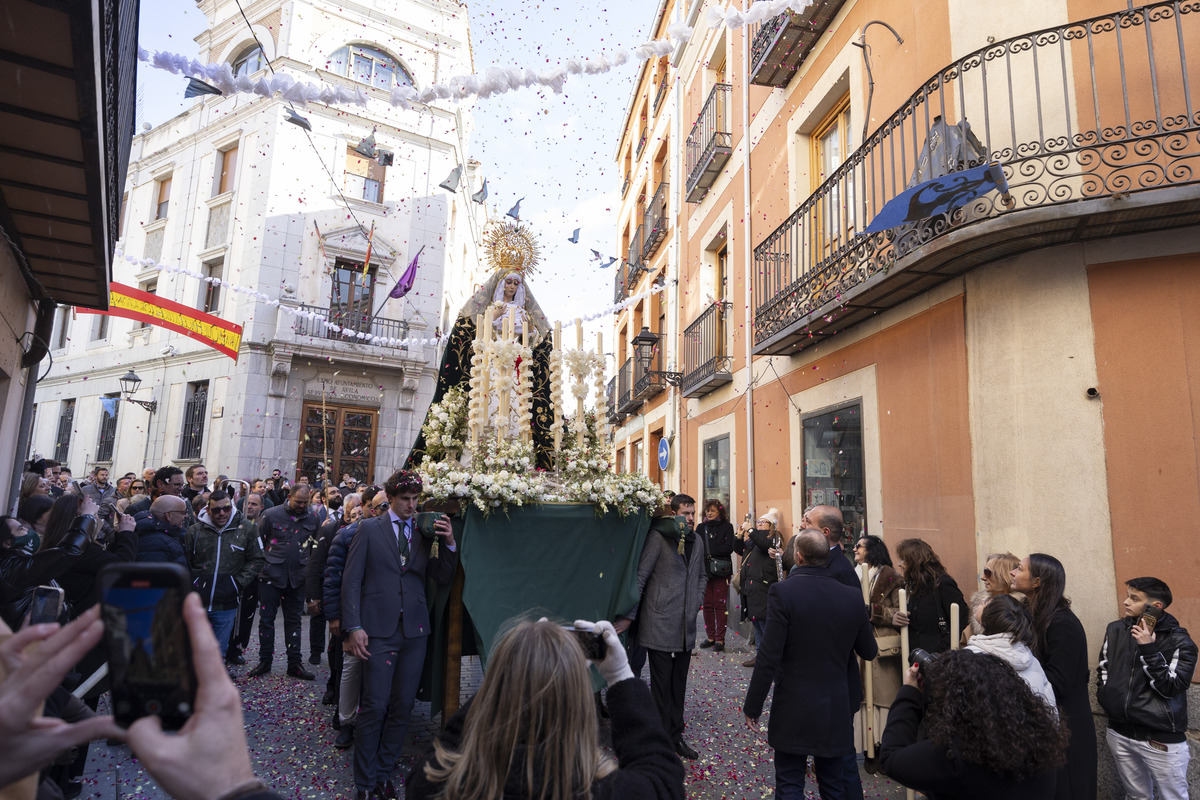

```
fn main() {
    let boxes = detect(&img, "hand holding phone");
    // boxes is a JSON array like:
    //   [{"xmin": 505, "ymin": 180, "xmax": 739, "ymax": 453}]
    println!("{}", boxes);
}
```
[
  {"xmin": 0, "ymin": 607, "xmax": 124, "ymax": 788},
  {"xmin": 29, "ymin": 585, "xmax": 64, "ymax": 625},
  {"xmin": 124, "ymin": 592, "xmax": 259, "ymax": 800},
  {"xmin": 98, "ymin": 563, "xmax": 196, "ymax": 731}
]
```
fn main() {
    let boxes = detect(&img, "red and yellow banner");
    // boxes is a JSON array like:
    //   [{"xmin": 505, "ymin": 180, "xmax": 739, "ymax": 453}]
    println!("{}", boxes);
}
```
[{"xmin": 78, "ymin": 282, "xmax": 243, "ymax": 361}]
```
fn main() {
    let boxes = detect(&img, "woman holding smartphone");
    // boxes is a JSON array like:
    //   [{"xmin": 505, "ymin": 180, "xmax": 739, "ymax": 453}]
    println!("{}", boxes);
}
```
[{"xmin": 1011, "ymin": 553, "xmax": 1096, "ymax": 800}]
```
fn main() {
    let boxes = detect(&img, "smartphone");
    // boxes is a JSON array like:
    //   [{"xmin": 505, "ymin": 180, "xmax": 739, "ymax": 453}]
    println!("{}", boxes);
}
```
[
  {"xmin": 1141, "ymin": 605, "xmax": 1164, "ymax": 634},
  {"xmin": 29, "ymin": 585, "xmax": 65, "ymax": 625},
  {"xmin": 97, "ymin": 563, "xmax": 196, "ymax": 731},
  {"xmin": 565, "ymin": 625, "xmax": 607, "ymax": 661}
]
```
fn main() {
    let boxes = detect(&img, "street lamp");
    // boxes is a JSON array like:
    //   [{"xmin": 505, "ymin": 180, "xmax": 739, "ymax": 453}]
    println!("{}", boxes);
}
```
[
  {"xmin": 631, "ymin": 326, "xmax": 682, "ymax": 387},
  {"xmin": 119, "ymin": 369, "xmax": 158, "ymax": 413}
]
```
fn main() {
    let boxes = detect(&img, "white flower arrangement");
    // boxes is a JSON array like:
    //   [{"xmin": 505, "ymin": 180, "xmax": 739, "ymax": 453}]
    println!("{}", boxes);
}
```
[{"xmin": 421, "ymin": 385, "xmax": 469, "ymax": 461}]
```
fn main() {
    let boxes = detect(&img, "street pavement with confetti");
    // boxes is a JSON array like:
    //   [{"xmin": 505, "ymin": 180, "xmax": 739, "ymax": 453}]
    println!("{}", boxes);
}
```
[{"xmin": 82, "ymin": 614, "xmax": 910, "ymax": 800}]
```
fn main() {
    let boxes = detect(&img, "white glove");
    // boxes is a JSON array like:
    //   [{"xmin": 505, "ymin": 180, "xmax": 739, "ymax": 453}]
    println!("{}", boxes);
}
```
[{"xmin": 576, "ymin": 619, "xmax": 633, "ymax": 687}]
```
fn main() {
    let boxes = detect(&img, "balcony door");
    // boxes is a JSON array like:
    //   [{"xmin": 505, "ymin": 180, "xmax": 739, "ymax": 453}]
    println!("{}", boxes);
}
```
[
  {"xmin": 811, "ymin": 96, "xmax": 856, "ymax": 251},
  {"xmin": 298, "ymin": 403, "xmax": 378, "ymax": 486},
  {"xmin": 330, "ymin": 260, "xmax": 376, "ymax": 339}
]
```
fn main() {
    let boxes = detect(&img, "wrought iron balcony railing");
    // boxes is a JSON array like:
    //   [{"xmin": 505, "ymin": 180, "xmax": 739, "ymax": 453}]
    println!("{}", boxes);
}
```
[
  {"xmin": 749, "ymin": 0, "xmax": 847, "ymax": 87},
  {"xmin": 754, "ymin": 0, "xmax": 1200, "ymax": 354},
  {"xmin": 626, "ymin": 224, "xmax": 646, "ymax": 289},
  {"xmin": 617, "ymin": 357, "xmax": 642, "ymax": 414},
  {"xmin": 606, "ymin": 375, "xmax": 622, "ymax": 424},
  {"xmin": 621, "ymin": 172, "xmax": 631, "ymax": 198},
  {"xmin": 642, "ymin": 182, "xmax": 668, "ymax": 261},
  {"xmin": 682, "ymin": 302, "xmax": 733, "ymax": 398},
  {"xmin": 636, "ymin": 126, "xmax": 649, "ymax": 159},
  {"xmin": 685, "ymin": 83, "xmax": 733, "ymax": 203},
  {"xmin": 614, "ymin": 259, "xmax": 630, "ymax": 305},
  {"xmin": 294, "ymin": 303, "xmax": 409, "ymax": 347},
  {"xmin": 633, "ymin": 342, "xmax": 666, "ymax": 401},
  {"xmin": 653, "ymin": 76, "xmax": 670, "ymax": 116}
]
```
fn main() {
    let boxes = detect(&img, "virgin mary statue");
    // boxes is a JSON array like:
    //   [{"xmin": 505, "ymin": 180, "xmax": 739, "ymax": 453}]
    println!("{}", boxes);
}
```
[{"xmin": 406, "ymin": 223, "xmax": 557, "ymax": 469}]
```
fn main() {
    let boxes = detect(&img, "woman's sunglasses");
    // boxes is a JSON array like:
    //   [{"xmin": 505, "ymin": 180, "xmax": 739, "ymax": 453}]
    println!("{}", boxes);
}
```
[
  {"xmin": 131, "ymin": 484, "xmax": 145, "ymax": 491},
  {"xmin": 980, "ymin": 567, "xmax": 994, "ymax": 580}
]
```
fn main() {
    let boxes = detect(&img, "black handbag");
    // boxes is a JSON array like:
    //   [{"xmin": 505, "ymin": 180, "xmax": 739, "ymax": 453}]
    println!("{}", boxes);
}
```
[{"xmin": 706, "ymin": 555, "xmax": 733, "ymax": 578}]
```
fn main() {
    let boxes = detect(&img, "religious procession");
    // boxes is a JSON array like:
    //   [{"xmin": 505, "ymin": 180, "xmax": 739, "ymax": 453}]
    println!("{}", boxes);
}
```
[{"xmin": 1, "ymin": 1, "xmax": 1197, "ymax": 800}]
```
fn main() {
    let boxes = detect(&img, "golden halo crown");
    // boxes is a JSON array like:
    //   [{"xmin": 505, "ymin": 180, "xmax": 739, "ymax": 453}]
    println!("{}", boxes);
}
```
[{"xmin": 483, "ymin": 222, "xmax": 541, "ymax": 278}]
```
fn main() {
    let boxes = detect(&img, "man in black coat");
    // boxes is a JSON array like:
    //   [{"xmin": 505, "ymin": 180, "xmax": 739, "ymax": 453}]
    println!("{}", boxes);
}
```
[
  {"xmin": 249, "ymin": 485, "xmax": 319, "ymax": 680},
  {"xmin": 342, "ymin": 470, "xmax": 457, "ymax": 800},
  {"xmin": 744, "ymin": 531, "xmax": 877, "ymax": 800}
]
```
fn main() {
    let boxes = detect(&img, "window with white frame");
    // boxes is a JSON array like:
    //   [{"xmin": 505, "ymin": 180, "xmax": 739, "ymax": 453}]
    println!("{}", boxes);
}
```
[
  {"xmin": 232, "ymin": 45, "xmax": 266, "ymax": 77},
  {"xmin": 327, "ymin": 45, "xmax": 413, "ymax": 91}
]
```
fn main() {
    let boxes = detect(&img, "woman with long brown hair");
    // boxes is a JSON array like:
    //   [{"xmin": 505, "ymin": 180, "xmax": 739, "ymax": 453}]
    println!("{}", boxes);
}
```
[
  {"xmin": 1011, "ymin": 553, "xmax": 1096, "ymax": 800},
  {"xmin": 406, "ymin": 618, "xmax": 683, "ymax": 800},
  {"xmin": 697, "ymin": 499, "xmax": 735, "ymax": 652},
  {"xmin": 891, "ymin": 538, "xmax": 965, "ymax": 653}
]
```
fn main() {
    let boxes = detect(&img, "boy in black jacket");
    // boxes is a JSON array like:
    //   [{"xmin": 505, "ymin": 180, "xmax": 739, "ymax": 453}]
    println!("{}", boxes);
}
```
[{"xmin": 1096, "ymin": 577, "xmax": 1196, "ymax": 800}]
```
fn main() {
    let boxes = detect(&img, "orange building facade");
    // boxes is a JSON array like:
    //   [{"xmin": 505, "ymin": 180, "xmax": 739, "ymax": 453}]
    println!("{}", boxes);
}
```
[{"xmin": 608, "ymin": 0, "xmax": 1200, "ymax": 731}]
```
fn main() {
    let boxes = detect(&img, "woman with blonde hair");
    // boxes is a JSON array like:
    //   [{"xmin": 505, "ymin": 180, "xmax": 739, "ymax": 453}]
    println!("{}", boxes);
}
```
[
  {"xmin": 406, "ymin": 618, "xmax": 683, "ymax": 800},
  {"xmin": 981, "ymin": 552, "xmax": 1019, "ymax": 595}
]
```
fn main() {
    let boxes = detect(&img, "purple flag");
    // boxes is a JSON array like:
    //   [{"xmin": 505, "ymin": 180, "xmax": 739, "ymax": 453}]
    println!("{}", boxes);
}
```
[{"xmin": 389, "ymin": 248, "xmax": 423, "ymax": 299}]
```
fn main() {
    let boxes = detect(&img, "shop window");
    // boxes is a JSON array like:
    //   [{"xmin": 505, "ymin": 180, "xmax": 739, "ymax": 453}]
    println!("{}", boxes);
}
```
[
  {"xmin": 802, "ymin": 402, "xmax": 865, "ymax": 543},
  {"xmin": 631, "ymin": 439, "xmax": 644, "ymax": 474},
  {"xmin": 702, "ymin": 434, "xmax": 730, "ymax": 513}
]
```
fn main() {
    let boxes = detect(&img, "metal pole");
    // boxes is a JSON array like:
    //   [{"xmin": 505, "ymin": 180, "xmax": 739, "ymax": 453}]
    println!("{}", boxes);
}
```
[{"xmin": 742, "ymin": 18, "xmax": 756, "ymax": 522}]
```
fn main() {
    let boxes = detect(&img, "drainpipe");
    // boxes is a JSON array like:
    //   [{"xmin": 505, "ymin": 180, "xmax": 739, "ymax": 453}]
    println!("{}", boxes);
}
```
[
  {"xmin": 741, "ymin": 21, "xmax": 756, "ymax": 521},
  {"xmin": 9, "ymin": 300, "xmax": 55, "ymax": 512}
]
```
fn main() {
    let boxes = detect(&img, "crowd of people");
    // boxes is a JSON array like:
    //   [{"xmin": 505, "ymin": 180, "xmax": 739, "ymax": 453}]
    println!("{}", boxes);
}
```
[{"xmin": 1, "ymin": 458, "xmax": 1195, "ymax": 800}]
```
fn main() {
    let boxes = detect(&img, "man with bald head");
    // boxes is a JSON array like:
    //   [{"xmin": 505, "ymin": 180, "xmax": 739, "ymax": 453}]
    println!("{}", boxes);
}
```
[
  {"xmin": 745, "ymin": 530, "xmax": 877, "ymax": 800},
  {"xmin": 791, "ymin": 504, "xmax": 858, "ymax": 590},
  {"xmin": 133, "ymin": 495, "xmax": 189, "ymax": 567},
  {"xmin": 250, "ymin": 484, "xmax": 320, "ymax": 679}
]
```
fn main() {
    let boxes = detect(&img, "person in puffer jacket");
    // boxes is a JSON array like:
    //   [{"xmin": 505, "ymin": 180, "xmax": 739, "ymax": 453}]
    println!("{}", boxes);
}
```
[
  {"xmin": 965, "ymin": 594, "xmax": 1056, "ymax": 708},
  {"xmin": 1097, "ymin": 576, "xmax": 1196, "ymax": 800},
  {"xmin": 133, "ymin": 496, "xmax": 189, "ymax": 568},
  {"xmin": 185, "ymin": 490, "xmax": 266, "ymax": 658}
]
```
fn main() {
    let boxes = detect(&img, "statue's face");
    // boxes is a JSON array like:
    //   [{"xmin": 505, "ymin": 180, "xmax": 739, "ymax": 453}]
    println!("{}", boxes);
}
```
[{"xmin": 503, "ymin": 275, "xmax": 520, "ymax": 301}]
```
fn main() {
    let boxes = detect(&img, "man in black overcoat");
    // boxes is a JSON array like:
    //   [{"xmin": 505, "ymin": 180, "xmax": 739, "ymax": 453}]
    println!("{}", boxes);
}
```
[{"xmin": 744, "ymin": 531, "xmax": 878, "ymax": 800}]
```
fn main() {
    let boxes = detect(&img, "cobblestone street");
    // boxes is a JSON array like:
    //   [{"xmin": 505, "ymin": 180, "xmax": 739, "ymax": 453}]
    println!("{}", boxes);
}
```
[{"xmin": 82, "ymin": 614, "xmax": 909, "ymax": 800}]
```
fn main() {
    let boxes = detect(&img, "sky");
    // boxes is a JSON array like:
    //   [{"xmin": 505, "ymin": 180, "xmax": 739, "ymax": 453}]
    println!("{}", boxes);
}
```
[{"xmin": 134, "ymin": 0, "xmax": 656, "ymax": 349}]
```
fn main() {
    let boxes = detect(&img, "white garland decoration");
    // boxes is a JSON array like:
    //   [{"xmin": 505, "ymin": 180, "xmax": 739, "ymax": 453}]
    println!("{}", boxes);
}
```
[{"xmin": 136, "ymin": 0, "xmax": 816, "ymax": 111}]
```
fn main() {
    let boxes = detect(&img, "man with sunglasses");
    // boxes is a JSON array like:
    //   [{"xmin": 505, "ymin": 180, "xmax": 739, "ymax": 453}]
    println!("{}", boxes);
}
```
[{"xmin": 185, "ymin": 490, "xmax": 266, "ymax": 659}]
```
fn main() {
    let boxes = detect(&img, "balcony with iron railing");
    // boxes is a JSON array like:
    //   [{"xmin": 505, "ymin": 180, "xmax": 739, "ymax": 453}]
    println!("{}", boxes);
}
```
[
  {"xmin": 633, "ymin": 342, "xmax": 667, "ymax": 401},
  {"xmin": 636, "ymin": 125, "xmax": 649, "ymax": 159},
  {"xmin": 685, "ymin": 83, "xmax": 732, "ymax": 203},
  {"xmin": 682, "ymin": 302, "xmax": 733, "ymax": 398},
  {"xmin": 293, "ymin": 303, "xmax": 409, "ymax": 347},
  {"xmin": 642, "ymin": 182, "xmax": 668, "ymax": 261},
  {"xmin": 605, "ymin": 376, "xmax": 621, "ymax": 424},
  {"xmin": 617, "ymin": 357, "xmax": 642, "ymax": 414},
  {"xmin": 653, "ymin": 76, "xmax": 670, "ymax": 116},
  {"xmin": 621, "ymin": 171, "xmax": 631, "ymax": 198},
  {"xmin": 626, "ymin": 224, "xmax": 646, "ymax": 290},
  {"xmin": 749, "ymin": 0, "xmax": 847, "ymax": 87},
  {"xmin": 753, "ymin": 1, "xmax": 1200, "ymax": 355},
  {"xmin": 614, "ymin": 258, "xmax": 630, "ymax": 305}
]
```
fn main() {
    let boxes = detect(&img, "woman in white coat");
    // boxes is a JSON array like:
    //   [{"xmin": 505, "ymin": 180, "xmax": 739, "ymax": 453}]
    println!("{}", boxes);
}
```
[{"xmin": 965, "ymin": 594, "xmax": 1056, "ymax": 708}]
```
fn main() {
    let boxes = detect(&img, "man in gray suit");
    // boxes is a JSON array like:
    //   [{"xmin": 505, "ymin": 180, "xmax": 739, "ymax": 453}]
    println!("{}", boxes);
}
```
[{"xmin": 341, "ymin": 470, "xmax": 457, "ymax": 800}]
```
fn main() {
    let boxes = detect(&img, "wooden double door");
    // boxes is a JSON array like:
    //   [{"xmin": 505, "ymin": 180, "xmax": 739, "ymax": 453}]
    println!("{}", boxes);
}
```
[{"xmin": 298, "ymin": 402, "xmax": 378, "ymax": 486}]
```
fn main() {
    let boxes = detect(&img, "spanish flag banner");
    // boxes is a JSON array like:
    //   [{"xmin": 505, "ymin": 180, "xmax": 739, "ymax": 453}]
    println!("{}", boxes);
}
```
[{"xmin": 77, "ymin": 282, "xmax": 243, "ymax": 361}]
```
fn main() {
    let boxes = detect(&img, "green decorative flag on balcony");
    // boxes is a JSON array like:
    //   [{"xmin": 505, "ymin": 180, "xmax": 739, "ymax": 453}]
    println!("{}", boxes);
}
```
[{"xmin": 865, "ymin": 161, "xmax": 1009, "ymax": 233}]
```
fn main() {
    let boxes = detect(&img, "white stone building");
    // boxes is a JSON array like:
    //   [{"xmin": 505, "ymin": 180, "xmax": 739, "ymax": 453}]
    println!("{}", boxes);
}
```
[{"xmin": 30, "ymin": 0, "xmax": 486, "ymax": 486}]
